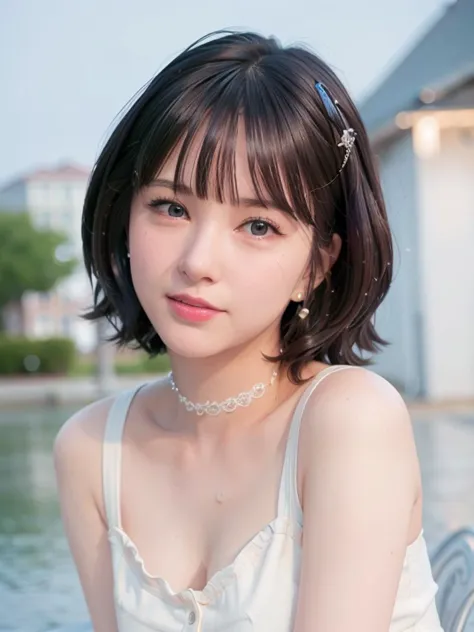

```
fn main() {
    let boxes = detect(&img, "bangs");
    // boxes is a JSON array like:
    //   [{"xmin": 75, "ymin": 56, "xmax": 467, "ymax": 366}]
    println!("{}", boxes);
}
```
[{"xmin": 132, "ymin": 61, "xmax": 340, "ymax": 226}]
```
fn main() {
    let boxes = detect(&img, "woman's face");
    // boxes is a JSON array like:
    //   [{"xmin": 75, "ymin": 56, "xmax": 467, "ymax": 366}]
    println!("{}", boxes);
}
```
[{"xmin": 128, "ymin": 128, "xmax": 321, "ymax": 360}]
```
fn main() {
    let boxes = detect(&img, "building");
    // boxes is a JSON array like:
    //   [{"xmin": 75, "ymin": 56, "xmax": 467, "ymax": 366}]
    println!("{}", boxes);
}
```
[
  {"xmin": 0, "ymin": 163, "xmax": 97, "ymax": 352},
  {"xmin": 360, "ymin": 0, "xmax": 474, "ymax": 401}
]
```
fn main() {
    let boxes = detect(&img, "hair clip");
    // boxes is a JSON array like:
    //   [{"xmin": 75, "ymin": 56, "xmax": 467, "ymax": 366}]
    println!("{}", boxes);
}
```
[
  {"xmin": 338, "ymin": 128, "xmax": 357, "ymax": 169},
  {"xmin": 314, "ymin": 82, "xmax": 357, "ymax": 185},
  {"xmin": 314, "ymin": 81, "xmax": 339, "ymax": 120}
]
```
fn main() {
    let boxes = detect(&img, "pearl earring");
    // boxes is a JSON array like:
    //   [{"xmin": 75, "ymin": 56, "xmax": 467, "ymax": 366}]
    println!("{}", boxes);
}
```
[{"xmin": 296, "ymin": 292, "xmax": 309, "ymax": 320}]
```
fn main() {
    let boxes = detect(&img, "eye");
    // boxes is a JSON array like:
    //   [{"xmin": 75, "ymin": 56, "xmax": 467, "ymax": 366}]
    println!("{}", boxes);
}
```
[
  {"xmin": 242, "ymin": 218, "xmax": 282, "ymax": 238},
  {"xmin": 148, "ymin": 198, "xmax": 188, "ymax": 219}
]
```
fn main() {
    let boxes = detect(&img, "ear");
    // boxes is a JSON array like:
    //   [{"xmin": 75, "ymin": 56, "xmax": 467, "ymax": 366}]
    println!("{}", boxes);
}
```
[
  {"xmin": 317, "ymin": 232, "xmax": 342, "ymax": 285},
  {"xmin": 292, "ymin": 233, "xmax": 342, "ymax": 300}
]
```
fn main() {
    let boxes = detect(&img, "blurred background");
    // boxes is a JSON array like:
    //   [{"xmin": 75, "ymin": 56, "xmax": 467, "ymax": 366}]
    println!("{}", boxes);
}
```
[{"xmin": 0, "ymin": 0, "xmax": 473, "ymax": 630}]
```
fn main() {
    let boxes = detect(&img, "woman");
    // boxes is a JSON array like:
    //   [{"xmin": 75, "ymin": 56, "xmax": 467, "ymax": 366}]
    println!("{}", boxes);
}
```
[{"xmin": 54, "ymin": 31, "xmax": 444, "ymax": 632}]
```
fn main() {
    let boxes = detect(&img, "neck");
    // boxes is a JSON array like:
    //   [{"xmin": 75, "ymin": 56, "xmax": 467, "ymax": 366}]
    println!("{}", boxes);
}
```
[{"xmin": 167, "ymin": 340, "xmax": 284, "ymax": 434}]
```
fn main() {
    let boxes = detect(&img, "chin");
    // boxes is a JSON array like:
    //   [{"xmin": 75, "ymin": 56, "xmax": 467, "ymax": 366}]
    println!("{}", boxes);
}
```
[
  {"xmin": 157, "ymin": 326, "xmax": 229, "ymax": 360},
  {"xmin": 150, "ymin": 310, "xmax": 276, "ymax": 361}
]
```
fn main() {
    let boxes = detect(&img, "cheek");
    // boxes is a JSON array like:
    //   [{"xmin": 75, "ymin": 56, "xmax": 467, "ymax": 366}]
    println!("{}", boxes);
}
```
[
  {"xmin": 127, "ymin": 215, "xmax": 173, "ymax": 298},
  {"xmin": 129, "ymin": 208, "xmax": 177, "ymax": 264},
  {"xmin": 240, "ymin": 228, "xmax": 313, "ymax": 316},
  {"xmin": 235, "ymin": 247, "xmax": 308, "ymax": 313}
]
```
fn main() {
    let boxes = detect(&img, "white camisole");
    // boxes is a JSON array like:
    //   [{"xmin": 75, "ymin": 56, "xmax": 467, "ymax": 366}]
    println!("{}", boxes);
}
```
[{"xmin": 103, "ymin": 365, "xmax": 443, "ymax": 632}]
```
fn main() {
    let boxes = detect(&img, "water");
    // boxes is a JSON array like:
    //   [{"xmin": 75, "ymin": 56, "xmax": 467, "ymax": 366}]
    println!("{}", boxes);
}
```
[
  {"xmin": 1, "ymin": 405, "xmax": 474, "ymax": 631},
  {"xmin": 0, "ymin": 406, "xmax": 88, "ymax": 632}
]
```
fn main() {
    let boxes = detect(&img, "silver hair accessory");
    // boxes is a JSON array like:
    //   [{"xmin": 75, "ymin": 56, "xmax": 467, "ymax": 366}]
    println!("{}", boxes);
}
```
[
  {"xmin": 338, "ymin": 128, "xmax": 357, "ymax": 169},
  {"xmin": 314, "ymin": 81, "xmax": 357, "ymax": 188},
  {"xmin": 168, "ymin": 369, "xmax": 279, "ymax": 416}
]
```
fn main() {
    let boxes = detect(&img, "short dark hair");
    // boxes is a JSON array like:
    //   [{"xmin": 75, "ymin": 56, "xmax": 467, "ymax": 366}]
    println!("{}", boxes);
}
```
[{"xmin": 82, "ymin": 30, "xmax": 393, "ymax": 383}]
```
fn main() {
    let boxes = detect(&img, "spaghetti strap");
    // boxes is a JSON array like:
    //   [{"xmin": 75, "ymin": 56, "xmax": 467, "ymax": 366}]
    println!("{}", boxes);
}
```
[
  {"xmin": 102, "ymin": 385, "xmax": 143, "ymax": 530},
  {"xmin": 277, "ymin": 365, "xmax": 357, "ymax": 523}
]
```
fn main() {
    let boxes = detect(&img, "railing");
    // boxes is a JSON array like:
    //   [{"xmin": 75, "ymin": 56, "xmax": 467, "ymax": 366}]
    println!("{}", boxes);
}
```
[{"xmin": 431, "ymin": 528, "xmax": 474, "ymax": 632}]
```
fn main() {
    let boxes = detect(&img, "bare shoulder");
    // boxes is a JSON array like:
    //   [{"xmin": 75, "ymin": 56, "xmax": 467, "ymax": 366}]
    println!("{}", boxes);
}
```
[
  {"xmin": 305, "ymin": 366, "xmax": 410, "ymax": 432},
  {"xmin": 300, "ymin": 366, "xmax": 416, "ymax": 461},
  {"xmin": 299, "ymin": 365, "xmax": 420, "ymax": 519},
  {"xmin": 54, "ymin": 395, "xmax": 114, "ymax": 462},
  {"xmin": 53, "ymin": 395, "xmax": 123, "ymax": 632},
  {"xmin": 53, "ymin": 395, "xmax": 115, "ymax": 513}
]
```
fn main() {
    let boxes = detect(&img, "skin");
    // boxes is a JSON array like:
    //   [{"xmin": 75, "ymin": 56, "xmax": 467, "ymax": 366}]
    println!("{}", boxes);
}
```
[{"xmin": 54, "ymin": 125, "xmax": 423, "ymax": 632}]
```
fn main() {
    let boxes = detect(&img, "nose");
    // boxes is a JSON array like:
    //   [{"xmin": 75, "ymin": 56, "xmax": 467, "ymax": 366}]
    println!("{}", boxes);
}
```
[{"xmin": 178, "ymin": 220, "xmax": 221, "ymax": 284}]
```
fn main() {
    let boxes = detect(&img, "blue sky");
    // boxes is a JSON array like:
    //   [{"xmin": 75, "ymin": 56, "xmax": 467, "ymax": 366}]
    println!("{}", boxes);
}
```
[{"xmin": 0, "ymin": 0, "xmax": 448, "ymax": 185}]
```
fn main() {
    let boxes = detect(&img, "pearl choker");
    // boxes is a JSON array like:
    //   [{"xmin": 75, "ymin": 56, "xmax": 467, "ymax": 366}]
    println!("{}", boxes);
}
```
[{"xmin": 168, "ymin": 369, "xmax": 279, "ymax": 416}]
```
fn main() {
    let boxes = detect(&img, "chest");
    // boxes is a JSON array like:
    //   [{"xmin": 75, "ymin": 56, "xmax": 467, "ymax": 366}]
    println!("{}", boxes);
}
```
[
  {"xmin": 118, "ymin": 431, "xmax": 291, "ymax": 593},
  {"xmin": 111, "ymin": 517, "xmax": 303, "ymax": 632}
]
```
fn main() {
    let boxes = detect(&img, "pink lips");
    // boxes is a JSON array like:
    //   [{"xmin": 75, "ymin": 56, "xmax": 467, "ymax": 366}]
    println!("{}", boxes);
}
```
[{"xmin": 167, "ymin": 293, "xmax": 224, "ymax": 323}]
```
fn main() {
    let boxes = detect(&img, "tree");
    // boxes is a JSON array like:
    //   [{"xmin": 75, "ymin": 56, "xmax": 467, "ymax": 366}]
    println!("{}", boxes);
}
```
[{"xmin": 0, "ymin": 211, "xmax": 76, "ymax": 325}]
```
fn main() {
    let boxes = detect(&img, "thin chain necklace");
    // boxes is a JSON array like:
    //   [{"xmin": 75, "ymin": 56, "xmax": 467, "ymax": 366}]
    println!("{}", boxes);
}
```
[{"xmin": 168, "ymin": 368, "xmax": 279, "ymax": 416}]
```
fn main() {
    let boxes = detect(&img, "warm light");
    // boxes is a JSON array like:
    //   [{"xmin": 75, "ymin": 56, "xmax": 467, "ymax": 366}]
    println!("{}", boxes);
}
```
[
  {"xmin": 395, "ymin": 109, "xmax": 474, "ymax": 129},
  {"xmin": 374, "ymin": 108, "xmax": 474, "ymax": 148},
  {"xmin": 419, "ymin": 88, "xmax": 437, "ymax": 104},
  {"xmin": 395, "ymin": 112, "xmax": 411, "ymax": 129},
  {"xmin": 413, "ymin": 116, "xmax": 441, "ymax": 158}
]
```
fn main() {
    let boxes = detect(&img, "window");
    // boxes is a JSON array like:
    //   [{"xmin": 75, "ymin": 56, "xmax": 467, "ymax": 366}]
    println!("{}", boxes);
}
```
[
  {"xmin": 39, "ymin": 292, "xmax": 51, "ymax": 304},
  {"xmin": 34, "ymin": 315, "xmax": 55, "ymax": 337},
  {"xmin": 62, "ymin": 316, "xmax": 72, "ymax": 337}
]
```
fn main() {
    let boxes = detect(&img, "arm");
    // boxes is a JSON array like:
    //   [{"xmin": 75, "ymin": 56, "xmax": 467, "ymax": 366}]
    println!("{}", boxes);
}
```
[
  {"xmin": 294, "ymin": 369, "xmax": 420, "ymax": 632},
  {"xmin": 54, "ymin": 399, "xmax": 118, "ymax": 632}
]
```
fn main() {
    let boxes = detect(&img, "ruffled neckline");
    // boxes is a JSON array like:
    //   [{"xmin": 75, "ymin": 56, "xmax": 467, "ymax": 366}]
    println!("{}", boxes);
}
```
[{"xmin": 108, "ymin": 516, "xmax": 302, "ymax": 604}]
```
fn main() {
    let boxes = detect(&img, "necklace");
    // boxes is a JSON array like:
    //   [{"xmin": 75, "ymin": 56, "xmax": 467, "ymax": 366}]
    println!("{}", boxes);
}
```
[{"xmin": 168, "ymin": 369, "xmax": 279, "ymax": 416}]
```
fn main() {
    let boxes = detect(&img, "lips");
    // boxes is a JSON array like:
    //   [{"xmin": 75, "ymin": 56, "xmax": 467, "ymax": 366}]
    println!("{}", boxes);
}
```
[{"xmin": 168, "ymin": 293, "xmax": 222, "ymax": 311}]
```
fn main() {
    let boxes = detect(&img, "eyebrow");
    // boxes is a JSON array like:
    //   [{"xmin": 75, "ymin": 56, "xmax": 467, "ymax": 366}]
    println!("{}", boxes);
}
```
[{"xmin": 149, "ymin": 177, "xmax": 283, "ymax": 211}]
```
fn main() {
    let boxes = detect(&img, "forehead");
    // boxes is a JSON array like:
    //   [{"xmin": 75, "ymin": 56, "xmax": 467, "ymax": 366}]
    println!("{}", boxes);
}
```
[{"xmin": 155, "ymin": 119, "xmax": 276, "ymax": 204}]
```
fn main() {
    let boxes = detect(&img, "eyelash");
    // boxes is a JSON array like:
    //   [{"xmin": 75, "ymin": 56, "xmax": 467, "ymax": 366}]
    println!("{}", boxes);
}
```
[{"xmin": 146, "ymin": 197, "xmax": 283, "ymax": 237}]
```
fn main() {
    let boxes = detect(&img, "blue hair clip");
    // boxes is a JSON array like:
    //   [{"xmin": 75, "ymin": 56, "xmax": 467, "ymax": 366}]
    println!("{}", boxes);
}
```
[
  {"xmin": 314, "ymin": 82, "xmax": 340, "ymax": 120},
  {"xmin": 314, "ymin": 81, "xmax": 357, "ymax": 182}
]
